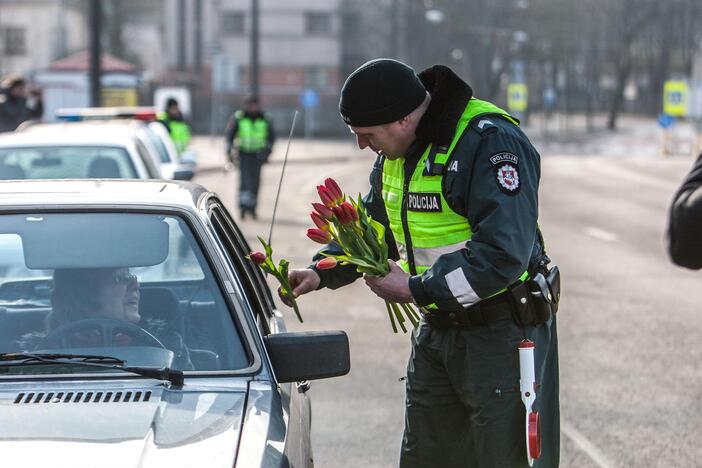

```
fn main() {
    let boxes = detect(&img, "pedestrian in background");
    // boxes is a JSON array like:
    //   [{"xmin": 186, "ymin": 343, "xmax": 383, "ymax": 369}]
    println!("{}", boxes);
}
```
[
  {"xmin": 668, "ymin": 151, "xmax": 702, "ymax": 268},
  {"xmin": 158, "ymin": 97, "xmax": 191, "ymax": 153},
  {"xmin": 0, "ymin": 74, "xmax": 43, "ymax": 132},
  {"xmin": 225, "ymin": 96, "xmax": 276, "ymax": 220},
  {"xmin": 283, "ymin": 59, "xmax": 560, "ymax": 467}
]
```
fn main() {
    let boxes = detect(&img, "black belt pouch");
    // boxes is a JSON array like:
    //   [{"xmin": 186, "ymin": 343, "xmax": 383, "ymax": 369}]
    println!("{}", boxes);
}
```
[{"xmin": 546, "ymin": 266, "xmax": 561, "ymax": 314}]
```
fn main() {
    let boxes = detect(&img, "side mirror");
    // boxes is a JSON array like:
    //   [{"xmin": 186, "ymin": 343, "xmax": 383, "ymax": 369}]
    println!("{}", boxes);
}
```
[
  {"xmin": 264, "ymin": 331, "xmax": 350, "ymax": 383},
  {"xmin": 172, "ymin": 167, "xmax": 195, "ymax": 181}
]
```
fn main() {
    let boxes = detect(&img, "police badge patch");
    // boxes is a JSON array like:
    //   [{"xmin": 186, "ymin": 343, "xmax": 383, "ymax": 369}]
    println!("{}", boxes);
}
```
[{"xmin": 496, "ymin": 163, "xmax": 520, "ymax": 194}]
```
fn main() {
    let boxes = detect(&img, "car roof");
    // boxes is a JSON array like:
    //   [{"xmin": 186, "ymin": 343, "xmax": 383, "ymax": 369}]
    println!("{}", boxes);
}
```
[
  {"xmin": 0, "ymin": 179, "xmax": 210, "ymax": 210},
  {"xmin": 0, "ymin": 120, "xmax": 147, "ymax": 147}
]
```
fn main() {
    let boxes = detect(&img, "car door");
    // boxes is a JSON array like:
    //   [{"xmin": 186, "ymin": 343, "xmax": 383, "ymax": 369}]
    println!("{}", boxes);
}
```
[{"xmin": 206, "ymin": 198, "xmax": 313, "ymax": 467}]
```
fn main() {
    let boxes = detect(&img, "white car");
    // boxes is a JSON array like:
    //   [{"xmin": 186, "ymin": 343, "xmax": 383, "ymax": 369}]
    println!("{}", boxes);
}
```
[
  {"xmin": 0, "ymin": 180, "xmax": 349, "ymax": 467},
  {"xmin": 145, "ymin": 121, "xmax": 195, "ymax": 181},
  {"xmin": 0, "ymin": 120, "xmax": 162, "ymax": 179},
  {"xmin": 55, "ymin": 107, "xmax": 196, "ymax": 181}
]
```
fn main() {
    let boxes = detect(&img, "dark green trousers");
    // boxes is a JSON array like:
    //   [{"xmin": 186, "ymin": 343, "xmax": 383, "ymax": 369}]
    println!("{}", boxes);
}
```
[{"xmin": 399, "ymin": 316, "xmax": 560, "ymax": 468}]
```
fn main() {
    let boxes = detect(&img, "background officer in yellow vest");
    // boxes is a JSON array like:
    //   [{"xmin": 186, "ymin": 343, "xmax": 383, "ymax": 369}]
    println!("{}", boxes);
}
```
[
  {"xmin": 157, "ymin": 97, "xmax": 191, "ymax": 154},
  {"xmin": 225, "ymin": 95, "xmax": 276, "ymax": 220},
  {"xmin": 283, "ymin": 59, "xmax": 560, "ymax": 467}
]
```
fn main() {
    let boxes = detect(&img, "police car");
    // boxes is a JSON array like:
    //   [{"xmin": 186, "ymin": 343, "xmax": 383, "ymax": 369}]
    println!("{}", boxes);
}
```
[
  {"xmin": 56, "ymin": 107, "xmax": 196, "ymax": 181},
  {"xmin": 0, "ymin": 179, "xmax": 349, "ymax": 467},
  {"xmin": 0, "ymin": 119, "xmax": 162, "ymax": 179}
]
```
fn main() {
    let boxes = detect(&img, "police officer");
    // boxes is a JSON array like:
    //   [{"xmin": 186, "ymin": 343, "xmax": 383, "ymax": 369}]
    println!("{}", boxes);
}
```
[
  {"xmin": 0, "ymin": 74, "xmax": 43, "ymax": 132},
  {"xmin": 225, "ymin": 96, "xmax": 276, "ymax": 220},
  {"xmin": 668, "ymin": 151, "xmax": 702, "ymax": 268},
  {"xmin": 158, "ymin": 97, "xmax": 192, "ymax": 153},
  {"xmin": 284, "ymin": 59, "xmax": 560, "ymax": 467}
]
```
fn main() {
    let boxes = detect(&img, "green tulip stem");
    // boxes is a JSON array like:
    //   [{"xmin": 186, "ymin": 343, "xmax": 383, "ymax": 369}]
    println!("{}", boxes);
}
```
[
  {"xmin": 390, "ymin": 302, "xmax": 407, "ymax": 333},
  {"xmin": 385, "ymin": 300, "xmax": 398, "ymax": 333}
]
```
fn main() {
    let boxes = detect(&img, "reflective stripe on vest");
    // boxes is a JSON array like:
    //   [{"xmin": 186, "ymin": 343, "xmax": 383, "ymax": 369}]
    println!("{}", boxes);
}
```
[
  {"xmin": 382, "ymin": 98, "xmax": 527, "ymax": 306},
  {"xmin": 236, "ymin": 112, "xmax": 269, "ymax": 152}
]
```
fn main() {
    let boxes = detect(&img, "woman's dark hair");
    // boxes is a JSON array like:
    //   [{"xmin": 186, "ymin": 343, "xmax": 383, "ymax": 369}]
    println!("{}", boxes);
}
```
[{"xmin": 48, "ymin": 268, "xmax": 113, "ymax": 330}]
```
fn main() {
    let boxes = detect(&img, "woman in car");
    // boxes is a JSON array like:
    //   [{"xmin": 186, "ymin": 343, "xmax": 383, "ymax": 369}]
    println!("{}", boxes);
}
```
[{"xmin": 47, "ymin": 268, "xmax": 193, "ymax": 369}]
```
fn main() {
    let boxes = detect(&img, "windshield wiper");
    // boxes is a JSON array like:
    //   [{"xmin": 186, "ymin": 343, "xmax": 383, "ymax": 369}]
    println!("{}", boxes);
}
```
[
  {"xmin": 1, "ymin": 352, "xmax": 125, "ymax": 364},
  {"xmin": 0, "ymin": 352, "xmax": 184, "ymax": 387}
]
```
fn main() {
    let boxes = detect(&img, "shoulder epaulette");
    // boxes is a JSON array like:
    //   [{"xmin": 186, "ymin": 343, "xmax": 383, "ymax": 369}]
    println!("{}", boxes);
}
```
[{"xmin": 468, "ymin": 115, "xmax": 501, "ymax": 136}]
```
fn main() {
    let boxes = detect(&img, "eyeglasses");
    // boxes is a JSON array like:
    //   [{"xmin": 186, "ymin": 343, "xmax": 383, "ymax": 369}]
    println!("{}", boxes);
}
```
[{"xmin": 113, "ymin": 271, "xmax": 138, "ymax": 285}]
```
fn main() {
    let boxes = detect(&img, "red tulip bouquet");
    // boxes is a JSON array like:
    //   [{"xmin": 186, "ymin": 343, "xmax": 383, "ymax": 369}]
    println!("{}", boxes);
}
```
[
  {"xmin": 307, "ymin": 178, "xmax": 422, "ymax": 333},
  {"xmin": 247, "ymin": 236, "xmax": 303, "ymax": 323}
]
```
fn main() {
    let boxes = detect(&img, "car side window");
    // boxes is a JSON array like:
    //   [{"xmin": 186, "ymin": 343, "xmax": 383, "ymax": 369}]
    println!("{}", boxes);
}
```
[
  {"xmin": 134, "ymin": 139, "xmax": 161, "ymax": 178},
  {"xmin": 208, "ymin": 201, "xmax": 274, "ymax": 334}
]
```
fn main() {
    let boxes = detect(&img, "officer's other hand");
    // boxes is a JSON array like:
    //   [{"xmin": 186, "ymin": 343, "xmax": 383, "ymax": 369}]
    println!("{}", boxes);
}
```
[
  {"xmin": 364, "ymin": 260, "xmax": 413, "ymax": 303},
  {"xmin": 278, "ymin": 268, "xmax": 320, "ymax": 307}
]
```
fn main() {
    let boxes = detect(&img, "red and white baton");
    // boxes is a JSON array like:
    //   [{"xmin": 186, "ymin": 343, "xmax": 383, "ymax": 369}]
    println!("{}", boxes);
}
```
[{"xmin": 519, "ymin": 339, "xmax": 541, "ymax": 466}]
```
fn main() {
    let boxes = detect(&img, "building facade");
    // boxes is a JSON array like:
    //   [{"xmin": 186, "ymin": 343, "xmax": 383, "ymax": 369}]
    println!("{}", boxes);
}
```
[
  {"xmin": 162, "ymin": 0, "xmax": 346, "ymax": 135},
  {"xmin": 0, "ymin": 0, "xmax": 86, "ymax": 78}
]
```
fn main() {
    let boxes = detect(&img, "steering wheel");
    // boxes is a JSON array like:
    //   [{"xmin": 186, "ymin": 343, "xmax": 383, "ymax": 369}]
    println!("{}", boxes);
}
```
[{"xmin": 39, "ymin": 318, "xmax": 165, "ymax": 350}]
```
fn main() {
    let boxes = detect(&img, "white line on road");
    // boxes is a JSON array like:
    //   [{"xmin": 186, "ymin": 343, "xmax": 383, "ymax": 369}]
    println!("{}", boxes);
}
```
[
  {"xmin": 586, "ymin": 227, "xmax": 619, "ymax": 243},
  {"xmin": 562, "ymin": 421, "xmax": 615, "ymax": 468}
]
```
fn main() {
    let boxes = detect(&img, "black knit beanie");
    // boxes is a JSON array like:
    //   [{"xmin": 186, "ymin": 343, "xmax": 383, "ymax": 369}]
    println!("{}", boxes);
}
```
[{"xmin": 339, "ymin": 58, "xmax": 426, "ymax": 127}]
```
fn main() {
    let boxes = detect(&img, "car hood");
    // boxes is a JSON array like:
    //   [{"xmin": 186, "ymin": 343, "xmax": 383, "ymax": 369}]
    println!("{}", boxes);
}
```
[{"xmin": 0, "ymin": 379, "xmax": 247, "ymax": 468}]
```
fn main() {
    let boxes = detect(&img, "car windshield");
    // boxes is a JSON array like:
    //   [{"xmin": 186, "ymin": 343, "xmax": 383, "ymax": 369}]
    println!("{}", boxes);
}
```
[
  {"xmin": 0, "ymin": 212, "xmax": 249, "ymax": 376},
  {"xmin": 0, "ymin": 146, "xmax": 138, "ymax": 179}
]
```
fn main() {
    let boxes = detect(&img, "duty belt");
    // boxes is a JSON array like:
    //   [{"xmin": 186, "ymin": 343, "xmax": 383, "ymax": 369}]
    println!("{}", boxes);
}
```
[
  {"xmin": 423, "ymin": 266, "xmax": 561, "ymax": 330},
  {"xmin": 423, "ymin": 290, "xmax": 514, "ymax": 329}
]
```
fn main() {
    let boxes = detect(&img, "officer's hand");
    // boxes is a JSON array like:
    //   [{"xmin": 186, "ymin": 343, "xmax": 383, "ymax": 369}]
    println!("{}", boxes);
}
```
[
  {"xmin": 278, "ymin": 268, "xmax": 320, "ymax": 307},
  {"xmin": 364, "ymin": 260, "xmax": 414, "ymax": 303}
]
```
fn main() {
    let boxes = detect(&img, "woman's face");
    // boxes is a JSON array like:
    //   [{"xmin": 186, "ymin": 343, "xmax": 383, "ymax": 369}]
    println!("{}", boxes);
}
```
[{"xmin": 96, "ymin": 268, "xmax": 140, "ymax": 323}]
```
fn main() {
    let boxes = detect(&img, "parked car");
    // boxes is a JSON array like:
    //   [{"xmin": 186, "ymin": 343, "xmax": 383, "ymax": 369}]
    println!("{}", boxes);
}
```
[
  {"xmin": 0, "ymin": 120, "xmax": 162, "ymax": 179},
  {"xmin": 146, "ymin": 121, "xmax": 196, "ymax": 180},
  {"xmin": 57, "ymin": 107, "xmax": 197, "ymax": 180},
  {"xmin": 0, "ymin": 179, "xmax": 349, "ymax": 467}
]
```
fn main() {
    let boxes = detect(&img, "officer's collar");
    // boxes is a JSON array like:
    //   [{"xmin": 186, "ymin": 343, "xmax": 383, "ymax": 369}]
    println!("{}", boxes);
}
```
[
  {"xmin": 414, "ymin": 65, "xmax": 473, "ymax": 149},
  {"xmin": 244, "ymin": 110, "xmax": 264, "ymax": 119}
]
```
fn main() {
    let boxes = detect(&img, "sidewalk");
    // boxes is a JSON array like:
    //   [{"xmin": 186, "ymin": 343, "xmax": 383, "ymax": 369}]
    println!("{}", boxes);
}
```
[{"xmin": 189, "ymin": 136, "xmax": 363, "ymax": 173}]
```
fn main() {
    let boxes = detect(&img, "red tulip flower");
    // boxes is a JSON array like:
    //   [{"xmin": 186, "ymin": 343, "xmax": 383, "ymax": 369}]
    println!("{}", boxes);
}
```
[
  {"xmin": 248, "ymin": 251, "xmax": 266, "ymax": 265},
  {"xmin": 315, "ymin": 257, "xmax": 338, "ymax": 270},
  {"xmin": 310, "ymin": 212, "xmax": 329, "ymax": 231},
  {"xmin": 304, "ymin": 180, "xmax": 423, "ymax": 334},
  {"xmin": 312, "ymin": 202, "xmax": 333, "ymax": 220},
  {"xmin": 246, "ymin": 236, "xmax": 303, "ymax": 324},
  {"xmin": 317, "ymin": 185, "xmax": 336, "ymax": 208},
  {"xmin": 332, "ymin": 205, "xmax": 352, "ymax": 225},
  {"xmin": 324, "ymin": 178, "xmax": 343, "ymax": 204},
  {"xmin": 341, "ymin": 201, "xmax": 358, "ymax": 222},
  {"xmin": 307, "ymin": 228, "xmax": 331, "ymax": 244}
]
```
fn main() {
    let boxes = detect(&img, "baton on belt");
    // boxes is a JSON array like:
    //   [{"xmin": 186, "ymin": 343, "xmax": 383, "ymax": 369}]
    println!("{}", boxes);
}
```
[{"xmin": 519, "ymin": 339, "xmax": 541, "ymax": 466}]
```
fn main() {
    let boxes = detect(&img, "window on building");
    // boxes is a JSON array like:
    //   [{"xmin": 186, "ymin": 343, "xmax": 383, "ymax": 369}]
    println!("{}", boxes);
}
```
[
  {"xmin": 305, "ymin": 12, "xmax": 332, "ymax": 35},
  {"xmin": 221, "ymin": 11, "xmax": 245, "ymax": 36},
  {"xmin": 4, "ymin": 27, "xmax": 26, "ymax": 56}
]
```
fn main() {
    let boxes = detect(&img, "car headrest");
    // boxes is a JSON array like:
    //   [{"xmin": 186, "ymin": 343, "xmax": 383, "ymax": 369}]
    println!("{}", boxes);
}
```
[
  {"xmin": 138, "ymin": 286, "xmax": 183, "ymax": 333},
  {"xmin": 87, "ymin": 157, "xmax": 121, "ymax": 178},
  {"xmin": 0, "ymin": 163, "xmax": 25, "ymax": 180}
]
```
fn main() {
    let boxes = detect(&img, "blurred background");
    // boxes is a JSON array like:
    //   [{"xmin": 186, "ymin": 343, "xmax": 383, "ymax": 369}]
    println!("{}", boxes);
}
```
[{"xmin": 2, "ymin": 0, "xmax": 702, "ymax": 139}]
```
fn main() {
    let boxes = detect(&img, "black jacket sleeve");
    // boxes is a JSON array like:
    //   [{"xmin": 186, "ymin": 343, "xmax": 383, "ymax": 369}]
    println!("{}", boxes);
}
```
[
  {"xmin": 311, "ymin": 155, "xmax": 399, "ymax": 289},
  {"xmin": 266, "ymin": 116, "xmax": 276, "ymax": 148},
  {"xmin": 668, "ymin": 152, "xmax": 702, "ymax": 269},
  {"xmin": 224, "ymin": 114, "xmax": 238, "ymax": 154},
  {"xmin": 409, "ymin": 121, "xmax": 539, "ymax": 307}
]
